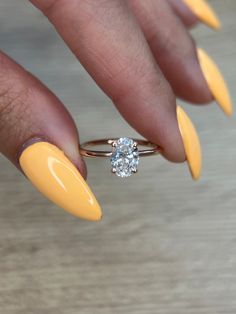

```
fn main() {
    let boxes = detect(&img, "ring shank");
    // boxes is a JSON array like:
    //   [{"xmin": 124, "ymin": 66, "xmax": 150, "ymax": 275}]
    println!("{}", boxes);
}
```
[{"xmin": 79, "ymin": 138, "xmax": 161, "ymax": 158}]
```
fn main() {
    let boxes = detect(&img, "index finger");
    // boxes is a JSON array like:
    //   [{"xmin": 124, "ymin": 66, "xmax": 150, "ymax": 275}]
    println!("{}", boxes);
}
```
[{"xmin": 30, "ymin": 0, "xmax": 185, "ymax": 162}]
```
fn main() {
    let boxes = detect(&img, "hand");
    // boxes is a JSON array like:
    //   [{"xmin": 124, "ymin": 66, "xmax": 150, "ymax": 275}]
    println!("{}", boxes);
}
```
[{"xmin": 0, "ymin": 0, "xmax": 232, "ymax": 220}]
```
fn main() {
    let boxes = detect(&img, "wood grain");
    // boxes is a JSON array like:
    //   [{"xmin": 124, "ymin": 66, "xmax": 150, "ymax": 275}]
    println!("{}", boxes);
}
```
[{"xmin": 0, "ymin": 0, "xmax": 236, "ymax": 313}]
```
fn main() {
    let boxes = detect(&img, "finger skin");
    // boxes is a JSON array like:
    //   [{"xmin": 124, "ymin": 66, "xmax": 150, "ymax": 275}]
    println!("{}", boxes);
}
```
[
  {"xmin": 30, "ymin": 0, "xmax": 186, "ymax": 162},
  {"xmin": 0, "ymin": 51, "xmax": 104, "ymax": 220},
  {"xmin": 128, "ymin": 0, "xmax": 213, "ymax": 104},
  {"xmin": 168, "ymin": 0, "xmax": 199, "ymax": 28},
  {"xmin": 0, "ymin": 51, "xmax": 84, "ymax": 172}
]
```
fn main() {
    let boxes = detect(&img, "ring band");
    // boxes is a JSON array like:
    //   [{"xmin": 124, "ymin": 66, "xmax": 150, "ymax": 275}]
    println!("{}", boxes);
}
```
[
  {"xmin": 80, "ymin": 138, "xmax": 160, "ymax": 157},
  {"xmin": 80, "ymin": 137, "xmax": 161, "ymax": 178}
]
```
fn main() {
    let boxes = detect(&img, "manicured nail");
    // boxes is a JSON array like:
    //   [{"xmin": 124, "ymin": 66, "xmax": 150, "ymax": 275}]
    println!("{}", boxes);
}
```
[
  {"xmin": 19, "ymin": 141, "xmax": 102, "ymax": 221},
  {"xmin": 177, "ymin": 106, "xmax": 202, "ymax": 180},
  {"xmin": 197, "ymin": 48, "xmax": 233, "ymax": 117},
  {"xmin": 183, "ymin": 0, "xmax": 221, "ymax": 29}
]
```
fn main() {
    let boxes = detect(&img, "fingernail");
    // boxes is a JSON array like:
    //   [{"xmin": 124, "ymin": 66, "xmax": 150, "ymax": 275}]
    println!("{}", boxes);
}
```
[
  {"xmin": 183, "ymin": 0, "xmax": 221, "ymax": 29},
  {"xmin": 19, "ymin": 141, "xmax": 102, "ymax": 221},
  {"xmin": 177, "ymin": 106, "xmax": 202, "ymax": 180},
  {"xmin": 197, "ymin": 48, "xmax": 233, "ymax": 117}
]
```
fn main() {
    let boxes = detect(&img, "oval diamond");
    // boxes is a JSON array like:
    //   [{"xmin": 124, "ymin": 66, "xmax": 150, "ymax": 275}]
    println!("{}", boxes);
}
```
[{"xmin": 110, "ymin": 137, "xmax": 139, "ymax": 177}]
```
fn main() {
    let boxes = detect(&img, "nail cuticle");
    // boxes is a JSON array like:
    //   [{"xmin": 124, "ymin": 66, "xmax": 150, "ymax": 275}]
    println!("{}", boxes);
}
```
[{"xmin": 17, "ymin": 136, "xmax": 50, "ymax": 164}]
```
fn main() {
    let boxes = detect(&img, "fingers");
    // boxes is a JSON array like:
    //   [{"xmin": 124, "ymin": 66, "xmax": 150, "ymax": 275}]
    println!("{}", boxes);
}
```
[
  {"xmin": 128, "ymin": 0, "xmax": 212, "ymax": 103},
  {"xmin": 166, "ymin": 1, "xmax": 232, "ymax": 115},
  {"xmin": 0, "ymin": 51, "xmax": 102, "ymax": 221},
  {"xmin": 30, "ymin": 0, "xmax": 186, "ymax": 162}
]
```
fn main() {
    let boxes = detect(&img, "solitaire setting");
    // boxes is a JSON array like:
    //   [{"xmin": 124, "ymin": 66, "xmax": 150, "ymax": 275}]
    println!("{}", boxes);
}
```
[
  {"xmin": 80, "ymin": 137, "xmax": 161, "ymax": 178},
  {"xmin": 110, "ymin": 138, "xmax": 139, "ymax": 177}
]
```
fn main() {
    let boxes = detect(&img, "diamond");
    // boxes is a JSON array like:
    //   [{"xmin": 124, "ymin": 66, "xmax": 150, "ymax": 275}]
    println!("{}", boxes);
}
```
[{"xmin": 110, "ymin": 137, "xmax": 139, "ymax": 177}]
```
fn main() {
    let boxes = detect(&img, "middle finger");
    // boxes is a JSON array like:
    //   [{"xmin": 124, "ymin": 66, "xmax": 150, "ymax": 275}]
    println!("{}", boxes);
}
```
[{"xmin": 128, "ymin": 0, "xmax": 212, "ymax": 103}]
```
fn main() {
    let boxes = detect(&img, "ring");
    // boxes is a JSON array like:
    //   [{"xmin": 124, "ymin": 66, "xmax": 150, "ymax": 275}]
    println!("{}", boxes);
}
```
[{"xmin": 80, "ymin": 137, "xmax": 161, "ymax": 178}]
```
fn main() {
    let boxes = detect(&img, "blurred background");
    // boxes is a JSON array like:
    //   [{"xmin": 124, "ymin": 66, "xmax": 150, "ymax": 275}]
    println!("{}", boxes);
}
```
[{"xmin": 0, "ymin": 0, "xmax": 236, "ymax": 313}]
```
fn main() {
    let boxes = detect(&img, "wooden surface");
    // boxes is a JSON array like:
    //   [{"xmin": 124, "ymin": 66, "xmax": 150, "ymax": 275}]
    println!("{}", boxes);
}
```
[{"xmin": 0, "ymin": 1, "xmax": 236, "ymax": 313}]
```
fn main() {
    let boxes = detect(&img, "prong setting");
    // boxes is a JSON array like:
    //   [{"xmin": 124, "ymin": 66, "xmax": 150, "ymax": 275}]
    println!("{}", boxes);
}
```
[{"xmin": 111, "ymin": 168, "xmax": 117, "ymax": 173}]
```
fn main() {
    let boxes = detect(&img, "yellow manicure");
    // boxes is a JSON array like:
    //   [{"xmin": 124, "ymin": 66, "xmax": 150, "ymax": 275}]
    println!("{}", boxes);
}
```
[
  {"xmin": 183, "ymin": 0, "xmax": 221, "ymax": 29},
  {"xmin": 177, "ymin": 106, "xmax": 202, "ymax": 180},
  {"xmin": 197, "ymin": 48, "xmax": 233, "ymax": 116},
  {"xmin": 19, "ymin": 142, "xmax": 102, "ymax": 221}
]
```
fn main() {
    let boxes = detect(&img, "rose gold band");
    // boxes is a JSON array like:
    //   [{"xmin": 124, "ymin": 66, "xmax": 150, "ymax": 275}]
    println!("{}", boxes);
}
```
[{"xmin": 79, "ymin": 138, "xmax": 161, "ymax": 158}]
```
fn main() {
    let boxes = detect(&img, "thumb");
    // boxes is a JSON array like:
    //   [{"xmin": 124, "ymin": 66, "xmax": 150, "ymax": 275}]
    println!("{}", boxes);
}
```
[{"xmin": 0, "ymin": 51, "xmax": 102, "ymax": 221}]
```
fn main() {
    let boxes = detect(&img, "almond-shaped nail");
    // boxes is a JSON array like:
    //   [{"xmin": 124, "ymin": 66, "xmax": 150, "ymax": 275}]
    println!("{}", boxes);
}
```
[
  {"xmin": 183, "ymin": 0, "xmax": 221, "ymax": 29},
  {"xmin": 177, "ymin": 106, "xmax": 202, "ymax": 180},
  {"xmin": 197, "ymin": 48, "xmax": 233, "ymax": 117},
  {"xmin": 19, "ymin": 141, "xmax": 102, "ymax": 221}
]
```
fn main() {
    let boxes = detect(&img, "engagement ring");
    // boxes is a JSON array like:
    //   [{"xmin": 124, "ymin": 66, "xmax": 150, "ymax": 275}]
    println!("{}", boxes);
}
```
[{"xmin": 80, "ymin": 137, "xmax": 161, "ymax": 178}]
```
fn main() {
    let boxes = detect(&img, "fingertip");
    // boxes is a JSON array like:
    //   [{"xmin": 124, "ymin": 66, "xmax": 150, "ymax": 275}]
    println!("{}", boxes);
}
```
[
  {"xmin": 168, "ymin": 0, "xmax": 200, "ymax": 28},
  {"xmin": 185, "ymin": 55, "xmax": 214, "ymax": 104},
  {"xmin": 160, "ymin": 108, "xmax": 187, "ymax": 164},
  {"xmin": 182, "ymin": 0, "xmax": 221, "ymax": 30}
]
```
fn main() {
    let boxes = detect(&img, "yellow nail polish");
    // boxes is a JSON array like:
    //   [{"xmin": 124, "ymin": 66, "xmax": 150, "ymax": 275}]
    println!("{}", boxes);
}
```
[
  {"xmin": 197, "ymin": 48, "xmax": 233, "ymax": 117},
  {"xmin": 183, "ymin": 0, "xmax": 221, "ymax": 29},
  {"xmin": 19, "ymin": 142, "xmax": 102, "ymax": 221},
  {"xmin": 177, "ymin": 106, "xmax": 202, "ymax": 180}
]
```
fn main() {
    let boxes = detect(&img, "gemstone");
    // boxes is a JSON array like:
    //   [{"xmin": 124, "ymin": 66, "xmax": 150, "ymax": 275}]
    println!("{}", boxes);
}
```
[{"xmin": 110, "ymin": 137, "xmax": 139, "ymax": 177}]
